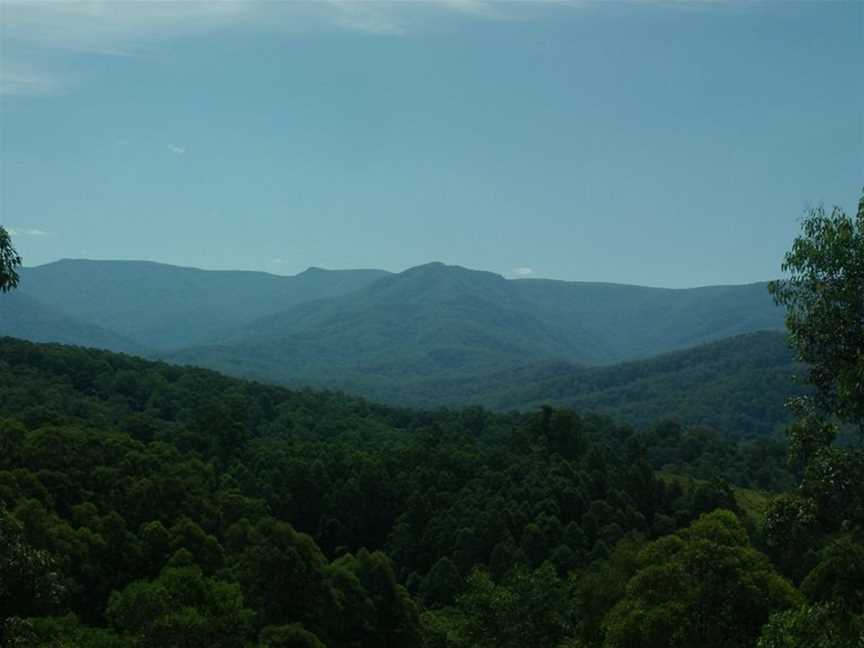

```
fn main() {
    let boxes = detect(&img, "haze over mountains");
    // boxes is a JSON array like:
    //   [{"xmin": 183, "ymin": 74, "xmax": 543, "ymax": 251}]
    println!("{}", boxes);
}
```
[
  {"xmin": 0, "ymin": 258, "xmax": 796, "ymax": 434},
  {"xmin": 0, "ymin": 290, "xmax": 144, "ymax": 354},
  {"xmin": 16, "ymin": 259, "xmax": 389, "ymax": 350}
]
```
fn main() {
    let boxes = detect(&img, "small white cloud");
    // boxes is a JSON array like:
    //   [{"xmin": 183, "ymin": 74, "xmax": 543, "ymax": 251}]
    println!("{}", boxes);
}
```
[
  {"xmin": 90, "ymin": 47, "xmax": 134, "ymax": 58},
  {"xmin": 512, "ymin": 266, "xmax": 534, "ymax": 277},
  {"xmin": 271, "ymin": 258, "xmax": 286, "ymax": 265},
  {"xmin": 6, "ymin": 227, "xmax": 52, "ymax": 237},
  {"xmin": 168, "ymin": 144, "xmax": 186, "ymax": 155}
]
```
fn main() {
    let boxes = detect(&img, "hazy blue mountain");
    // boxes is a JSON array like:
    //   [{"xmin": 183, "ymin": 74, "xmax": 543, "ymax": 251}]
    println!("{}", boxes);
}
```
[
  {"xmin": 11, "ymin": 258, "xmax": 790, "ymax": 430},
  {"xmin": 511, "ymin": 278, "xmax": 785, "ymax": 361},
  {"xmin": 168, "ymin": 263, "xmax": 787, "ymax": 422},
  {"xmin": 18, "ymin": 259, "xmax": 390, "ymax": 350},
  {"xmin": 169, "ymin": 262, "xmax": 611, "ymax": 381},
  {"xmin": 0, "ymin": 291, "xmax": 143, "ymax": 353},
  {"xmin": 16, "ymin": 259, "xmax": 783, "ymax": 364}
]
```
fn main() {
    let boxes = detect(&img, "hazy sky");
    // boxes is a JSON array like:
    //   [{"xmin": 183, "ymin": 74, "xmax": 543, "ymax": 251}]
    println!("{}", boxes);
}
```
[{"xmin": 1, "ymin": 1, "xmax": 861, "ymax": 287}]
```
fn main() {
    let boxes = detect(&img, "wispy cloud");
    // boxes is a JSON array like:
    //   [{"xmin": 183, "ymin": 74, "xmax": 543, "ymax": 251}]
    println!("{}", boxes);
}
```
[
  {"xmin": 0, "ymin": 0, "xmax": 565, "ymax": 96},
  {"xmin": 0, "ymin": 1, "xmax": 252, "ymax": 54},
  {"xmin": 168, "ymin": 144, "xmax": 186, "ymax": 156},
  {"xmin": 512, "ymin": 266, "xmax": 534, "ymax": 277},
  {"xmin": 0, "ymin": 0, "xmax": 257, "ymax": 96},
  {"xmin": 0, "ymin": 0, "xmax": 505, "ymax": 56},
  {"xmin": 7, "ymin": 227, "xmax": 53, "ymax": 237}
]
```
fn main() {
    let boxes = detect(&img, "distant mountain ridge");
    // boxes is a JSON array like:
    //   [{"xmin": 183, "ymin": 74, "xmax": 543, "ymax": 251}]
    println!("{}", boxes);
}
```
[
  {"xmin": 189, "ymin": 262, "xmax": 608, "ymax": 378},
  {"xmin": 170, "ymin": 261, "xmax": 784, "ymax": 378},
  {"xmin": 16, "ymin": 259, "xmax": 390, "ymax": 350},
  {"xmin": 1, "ymin": 259, "xmax": 790, "ymax": 429},
  {"xmin": 512, "ymin": 277, "xmax": 783, "ymax": 361}
]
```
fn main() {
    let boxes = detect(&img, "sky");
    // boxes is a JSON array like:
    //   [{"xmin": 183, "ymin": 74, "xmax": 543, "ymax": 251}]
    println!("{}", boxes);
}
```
[{"xmin": 0, "ymin": 0, "xmax": 861, "ymax": 288}]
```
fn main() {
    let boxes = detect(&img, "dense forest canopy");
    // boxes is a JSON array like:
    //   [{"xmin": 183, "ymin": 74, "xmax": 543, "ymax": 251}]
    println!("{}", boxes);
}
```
[{"xmin": 0, "ymin": 337, "xmax": 808, "ymax": 647}]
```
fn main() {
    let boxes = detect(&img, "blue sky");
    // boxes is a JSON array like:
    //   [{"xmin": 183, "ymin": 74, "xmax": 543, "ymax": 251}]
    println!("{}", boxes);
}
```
[{"xmin": 1, "ymin": 1, "xmax": 861, "ymax": 287}]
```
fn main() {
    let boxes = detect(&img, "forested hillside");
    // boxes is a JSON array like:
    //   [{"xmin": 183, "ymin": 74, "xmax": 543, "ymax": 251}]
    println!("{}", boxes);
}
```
[
  {"xmin": 16, "ymin": 260, "xmax": 389, "ymax": 351},
  {"xmin": 322, "ymin": 331, "xmax": 803, "ymax": 437},
  {"xmin": 0, "ymin": 292, "xmax": 144, "ymax": 354},
  {"xmin": 0, "ymin": 337, "xmax": 858, "ymax": 647},
  {"xmin": 170, "ymin": 262, "xmax": 784, "ymax": 376},
  {"xmin": 169, "ymin": 262, "xmax": 609, "ymax": 384},
  {"xmin": 512, "ymin": 277, "xmax": 785, "ymax": 359}
]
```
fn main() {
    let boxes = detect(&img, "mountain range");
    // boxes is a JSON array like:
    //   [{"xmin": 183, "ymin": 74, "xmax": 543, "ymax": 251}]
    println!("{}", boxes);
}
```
[
  {"xmin": 14, "ymin": 259, "xmax": 389, "ymax": 350},
  {"xmin": 0, "ymin": 258, "xmax": 797, "ymax": 435}
]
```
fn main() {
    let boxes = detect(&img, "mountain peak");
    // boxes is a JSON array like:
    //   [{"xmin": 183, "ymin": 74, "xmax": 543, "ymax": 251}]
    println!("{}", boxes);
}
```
[
  {"xmin": 352, "ymin": 262, "xmax": 514, "ymax": 307},
  {"xmin": 410, "ymin": 261, "xmax": 448, "ymax": 270},
  {"xmin": 400, "ymin": 262, "xmax": 503, "ymax": 280},
  {"xmin": 298, "ymin": 266, "xmax": 329, "ymax": 276}
]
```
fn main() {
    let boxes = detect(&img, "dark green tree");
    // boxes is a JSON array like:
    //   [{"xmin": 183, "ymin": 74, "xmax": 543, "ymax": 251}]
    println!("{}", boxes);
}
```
[
  {"xmin": 421, "ymin": 557, "xmax": 464, "ymax": 608},
  {"xmin": 105, "ymin": 566, "xmax": 253, "ymax": 647},
  {"xmin": 765, "ymin": 192, "xmax": 864, "ymax": 617},
  {"xmin": 757, "ymin": 603, "xmax": 861, "ymax": 648},
  {"xmin": 0, "ymin": 226, "xmax": 21, "ymax": 292},
  {"xmin": 330, "ymin": 549, "xmax": 421, "ymax": 648},
  {"xmin": 768, "ymin": 192, "xmax": 864, "ymax": 431},
  {"xmin": 454, "ymin": 563, "xmax": 571, "ymax": 648},
  {"xmin": 232, "ymin": 518, "xmax": 328, "ymax": 630},
  {"xmin": 259, "ymin": 623, "xmax": 327, "ymax": 648},
  {"xmin": 0, "ymin": 506, "xmax": 65, "ymax": 645},
  {"xmin": 603, "ymin": 510, "xmax": 802, "ymax": 648}
]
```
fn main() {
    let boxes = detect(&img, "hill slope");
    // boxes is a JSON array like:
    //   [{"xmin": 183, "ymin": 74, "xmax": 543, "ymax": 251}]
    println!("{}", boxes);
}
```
[
  {"xmin": 172, "ymin": 262, "xmax": 610, "ymax": 381},
  {"xmin": 512, "ymin": 277, "xmax": 785, "ymax": 360},
  {"xmin": 251, "ymin": 330, "xmax": 801, "ymax": 438},
  {"xmin": 0, "ymin": 291, "xmax": 144, "ymax": 353},
  {"xmin": 17, "ymin": 260, "xmax": 783, "ymax": 366},
  {"xmin": 169, "ymin": 263, "xmax": 787, "ymax": 422},
  {"xmin": 18, "ymin": 259, "xmax": 390, "ymax": 350},
  {"xmin": 431, "ymin": 331, "xmax": 803, "ymax": 438}
]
